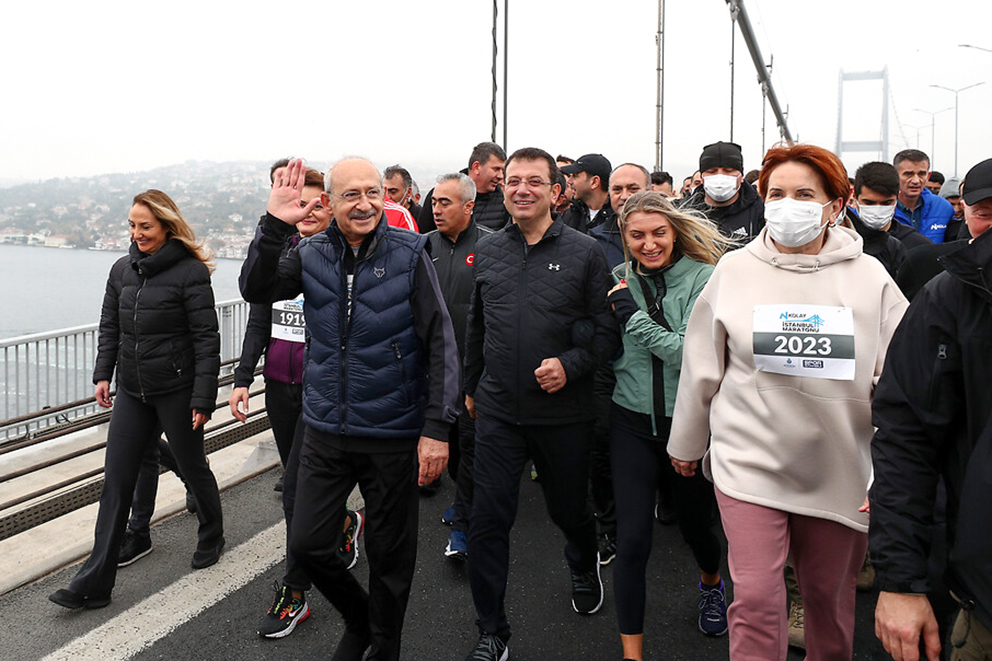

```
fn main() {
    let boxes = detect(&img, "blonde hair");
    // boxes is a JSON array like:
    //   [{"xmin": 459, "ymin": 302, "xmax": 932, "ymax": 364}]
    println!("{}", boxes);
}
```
[
  {"xmin": 618, "ymin": 191, "xmax": 733, "ymax": 278},
  {"xmin": 132, "ymin": 189, "xmax": 214, "ymax": 272}
]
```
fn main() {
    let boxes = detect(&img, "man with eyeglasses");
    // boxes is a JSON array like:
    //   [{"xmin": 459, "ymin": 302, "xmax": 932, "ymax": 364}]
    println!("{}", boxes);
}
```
[
  {"xmin": 240, "ymin": 158, "xmax": 460, "ymax": 661},
  {"xmin": 463, "ymin": 147, "xmax": 619, "ymax": 661}
]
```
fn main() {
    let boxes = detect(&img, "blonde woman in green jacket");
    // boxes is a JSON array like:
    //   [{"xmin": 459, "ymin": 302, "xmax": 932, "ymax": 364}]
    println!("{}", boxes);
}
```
[{"xmin": 606, "ymin": 191, "xmax": 733, "ymax": 661}]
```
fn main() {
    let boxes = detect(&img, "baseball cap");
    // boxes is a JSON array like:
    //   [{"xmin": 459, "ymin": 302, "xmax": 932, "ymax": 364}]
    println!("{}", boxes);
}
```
[
  {"xmin": 962, "ymin": 158, "xmax": 992, "ymax": 205},
  {"xmin": 560, "ymin": 153, "xmax": 612, "ymax": 183},
  {"xmin": 699, "ymin": 141, "xmax": 744, "ymax": 173}
]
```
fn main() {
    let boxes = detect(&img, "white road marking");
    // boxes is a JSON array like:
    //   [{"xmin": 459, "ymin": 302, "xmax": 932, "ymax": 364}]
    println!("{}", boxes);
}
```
[{"xmin": 42, "ymin": 524, "xmax": 284, "ymax": 661}]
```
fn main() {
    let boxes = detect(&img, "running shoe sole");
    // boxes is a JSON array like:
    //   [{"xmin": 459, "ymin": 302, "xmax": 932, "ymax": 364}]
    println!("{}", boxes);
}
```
[{"xmin": 117, "ymin": 545, "xmax": 153, "ymax": 568}]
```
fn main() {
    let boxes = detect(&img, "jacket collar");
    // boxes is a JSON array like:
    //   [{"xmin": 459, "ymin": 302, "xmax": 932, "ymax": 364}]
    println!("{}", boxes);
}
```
[
  {"xmin": 505, "ymin": 216, "xmax": 563, "ymax": 245},
  {"xmin": 941, "ymin": 228, "xmax": 992, "ymax": 300},
  {"xmin": 129, "ymin": 238, "xmax": 189, "ymax": 277}
]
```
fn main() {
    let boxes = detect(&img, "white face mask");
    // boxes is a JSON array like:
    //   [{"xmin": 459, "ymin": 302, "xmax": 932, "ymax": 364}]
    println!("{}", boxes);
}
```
[
  {"xmin": 858, "ymin": 204, "xmax": 895, "ymax": 231},
  {"xmin": 764, "ymin": 197, "xmax": 830, "ymax": 248},
  {"xmin": 703, "ymin": 173, "xmax": 740, "ymax": 203}
]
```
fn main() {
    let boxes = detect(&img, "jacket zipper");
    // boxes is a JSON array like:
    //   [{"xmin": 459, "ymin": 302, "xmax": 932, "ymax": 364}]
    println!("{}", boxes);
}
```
[
  {"xmin": 516, "ymin": 241, "xmax": 528, "ymax": 424},
  {"xmin": 134, "ymin": 278, "xmax": 147, "ymax": 402},
  {"xmin": 393, "ymin": 342, "xmax": 410, "ymax": 405},
  {"xmin": 340, "ymin": 251, "xmax": 360, "ymax": 434},
  {"xmin": 926, "ymin": 343, "xmax": 948, "ymax": 410}
]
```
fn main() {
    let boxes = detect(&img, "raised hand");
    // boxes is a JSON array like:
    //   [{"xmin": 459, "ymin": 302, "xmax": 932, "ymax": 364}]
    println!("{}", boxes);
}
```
[{"xmin": 267, "ymin": 158, "xmax": 319, "ymax": 225}]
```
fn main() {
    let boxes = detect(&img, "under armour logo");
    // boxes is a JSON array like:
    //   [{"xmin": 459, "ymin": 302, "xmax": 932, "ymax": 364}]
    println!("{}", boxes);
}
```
[
  {"xmin": 548, "ymin": 263, "xmax": 560, "ymax": 271},
  {"xmin": 374, "ymin": 267, "xmax": 385, "ymax": 278}
]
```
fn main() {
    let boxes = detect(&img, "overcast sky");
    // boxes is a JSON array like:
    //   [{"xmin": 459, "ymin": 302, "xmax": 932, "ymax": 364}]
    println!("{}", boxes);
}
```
[{"xmin": 2, "ymin": 0, "xmax": 990, "ymax": 187}]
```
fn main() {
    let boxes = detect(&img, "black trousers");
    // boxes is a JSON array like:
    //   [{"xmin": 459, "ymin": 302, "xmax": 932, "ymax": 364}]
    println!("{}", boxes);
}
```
[
  {"xmin": 264, "ymin": 379, "xmax": 303, "ymax": 466},
  {"xmin": 127, "ymin": 432, "xmax": 182, "ymax": 534},
  {"xmin": 468, "ymin": 415, "xmax": 597, "ymax": 640},
  {"xmin": 591, "ymin": 368, "xmax": 617, "ymax": 536},
  {"xmin": 289, "ymin": 426, "xmax": 419, "ymax": 661},
  {"xmin": 69, "ymin": 388, "xmax": 223, "ymax": 598},
  {"xmin": 610, "ymin": 405, "xmax": 722, "ymax": 635},
  {"xmin": 449, "ymin": 404, "xmax": 476, "ymax": 534},
  {"xmin": 279, "ymin": 414, "xmax": 311, "ymax": 591}
]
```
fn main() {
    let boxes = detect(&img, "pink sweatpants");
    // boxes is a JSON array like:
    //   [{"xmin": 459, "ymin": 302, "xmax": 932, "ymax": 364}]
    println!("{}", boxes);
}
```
[{"xmin": 716, "ymin": 488, "xmax": 868, "ymax": 661}]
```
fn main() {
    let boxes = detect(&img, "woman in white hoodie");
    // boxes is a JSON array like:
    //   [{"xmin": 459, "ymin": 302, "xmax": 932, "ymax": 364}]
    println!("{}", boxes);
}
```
[{"xmin": 668, "ymin": 144, "xmax": 908, "ymax": 661}]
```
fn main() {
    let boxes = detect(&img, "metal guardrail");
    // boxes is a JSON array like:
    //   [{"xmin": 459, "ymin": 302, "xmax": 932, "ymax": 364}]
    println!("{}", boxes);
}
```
[
  {"xmin": 0, "ymin": 406, "xmax": 271, "ymax": 541},
  {"xmin": 0, "ymin": 298, "xmax": 267, "ymax": 540},
  {"xmin": 0, "ymin": 298, "xmax": 250, "ymax": 443}
]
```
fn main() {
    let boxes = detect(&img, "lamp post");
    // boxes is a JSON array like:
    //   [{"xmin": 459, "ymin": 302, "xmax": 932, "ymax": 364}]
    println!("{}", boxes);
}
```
[
  {"xmin": 930, "ymin": 82, "xmax": 985, "ymax": 176},
  {"xmin": 904, "ymin": 124, "xmax": 929, "ymax": 149},
  {"xmin": 912, "ymin": 107, "xmax": 953, "ymax": 167}
]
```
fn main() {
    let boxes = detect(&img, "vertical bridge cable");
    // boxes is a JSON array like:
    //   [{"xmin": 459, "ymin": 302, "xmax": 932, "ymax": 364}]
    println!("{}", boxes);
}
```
[{"xmin": 491, "ymin": 0, "xmax": 498, "ymax": 143}]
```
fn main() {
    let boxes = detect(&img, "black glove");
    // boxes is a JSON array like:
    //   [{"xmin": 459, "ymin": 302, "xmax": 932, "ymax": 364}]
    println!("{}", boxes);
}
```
[{"xmin": 608, "ymin": 287, "xmax": 639, "ymax": 326}]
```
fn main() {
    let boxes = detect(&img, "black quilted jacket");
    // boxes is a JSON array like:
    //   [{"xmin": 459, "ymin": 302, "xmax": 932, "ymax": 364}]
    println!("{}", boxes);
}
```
[
  {"xmin": 464, "ymin": 219, "xmax": 619, "ymax": 424},
  {"xmin": 93, "ymin": 240, "xmax": 220, "ymax": 413}
]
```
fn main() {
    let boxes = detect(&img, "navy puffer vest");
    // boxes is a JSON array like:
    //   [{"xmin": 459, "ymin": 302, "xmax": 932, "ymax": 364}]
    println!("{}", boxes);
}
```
[{"xmin": 300, "ymin": 221, "xmax": 428, "ymax": 438}]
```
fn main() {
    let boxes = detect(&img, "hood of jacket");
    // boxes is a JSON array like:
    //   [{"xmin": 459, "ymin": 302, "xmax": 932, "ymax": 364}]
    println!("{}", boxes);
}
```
[{"xmin": 745, "ymin": 224, "xmax": 864, "ymax": 273}]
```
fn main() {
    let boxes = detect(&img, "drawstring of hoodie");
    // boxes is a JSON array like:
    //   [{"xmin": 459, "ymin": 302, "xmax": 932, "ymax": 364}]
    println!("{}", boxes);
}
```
[{"xmin": 770, "ymin": 257, "xmax": 822, "ymax": 272}]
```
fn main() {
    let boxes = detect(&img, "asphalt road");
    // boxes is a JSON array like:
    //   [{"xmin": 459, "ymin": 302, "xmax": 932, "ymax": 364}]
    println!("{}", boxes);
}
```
[{"xmin": 3, "ymin": 467, "xmax": 893, "ymax": 660}]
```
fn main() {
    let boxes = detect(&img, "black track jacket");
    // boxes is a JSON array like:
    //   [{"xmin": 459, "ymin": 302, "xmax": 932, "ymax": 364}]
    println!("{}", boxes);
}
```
[
  {"xmin": 464, "ymin": 218, "xmax": 619, "ymax": 425},
  {"xmin": 870, "ymin": 228, "xmax": 992, "ymax": 632}
]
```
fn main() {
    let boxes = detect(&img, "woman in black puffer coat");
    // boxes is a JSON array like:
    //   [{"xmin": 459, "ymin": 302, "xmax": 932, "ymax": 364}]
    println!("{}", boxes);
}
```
[{"xmin": 50, "ymin": 190, "xmax": 223, "ymax": 609}]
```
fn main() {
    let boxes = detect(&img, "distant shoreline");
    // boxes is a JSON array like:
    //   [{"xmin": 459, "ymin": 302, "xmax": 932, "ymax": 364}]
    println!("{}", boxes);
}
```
[{"xmin": 0, "ymin": 242, "xmax": 246, "ymax": 262}]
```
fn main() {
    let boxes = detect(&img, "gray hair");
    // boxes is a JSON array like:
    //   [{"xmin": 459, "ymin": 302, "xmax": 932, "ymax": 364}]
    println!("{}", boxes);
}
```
[
  {"xmin": 324, "ymin": 156, "xmax": 381, "ymax": 193},
  {"xmin": 436, "ymin": 173, "xmax": 476, "ymax": 203}
]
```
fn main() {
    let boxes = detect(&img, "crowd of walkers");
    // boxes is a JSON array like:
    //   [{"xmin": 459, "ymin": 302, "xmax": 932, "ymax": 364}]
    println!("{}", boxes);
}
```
[{"xmin": 47, "ymin": 138, "xmax": 992, "ymax": 661}]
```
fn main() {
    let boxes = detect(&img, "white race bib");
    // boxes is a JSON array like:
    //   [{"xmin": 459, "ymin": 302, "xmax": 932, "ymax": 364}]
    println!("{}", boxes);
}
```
[
  {"xmin": 752, "ymin": 305, "xmax": 855, "ymax": 380},
  {"xmin": 271, "ymin": 296, "xmax": 306, "ymax": 343}
]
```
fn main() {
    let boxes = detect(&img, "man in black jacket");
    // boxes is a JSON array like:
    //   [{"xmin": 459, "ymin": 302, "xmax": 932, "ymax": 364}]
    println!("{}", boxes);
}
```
[
  {"xmin": 560, "ymin": 153, "xmax": 614, "ymax": 233},
  {"xmin": 419, "ymin": 142, "xmax": 509, "ymax": 233},
  {"xmin": 871, "ymin": 157, "xmax": 992, "ymax": 661},
  {"xmin": 679, "ymin": 141, "xmax": 764, "ymax": 244},
  {"xmin": 462, "ymin": 148, "xmax": 619, "ymax": 661},
  {"xmin": 426, "ymin": 172, "xmax": 491, "ymax": 562}
]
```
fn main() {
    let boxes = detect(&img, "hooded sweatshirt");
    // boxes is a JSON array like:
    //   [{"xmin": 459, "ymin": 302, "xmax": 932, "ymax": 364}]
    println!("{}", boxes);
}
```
[{"xmin": 668, "ymin": 226, "xmax": 908, "ymax": 532}]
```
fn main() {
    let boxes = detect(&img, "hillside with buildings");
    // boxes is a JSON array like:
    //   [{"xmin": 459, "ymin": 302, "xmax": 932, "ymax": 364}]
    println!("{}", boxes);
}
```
[{"xmin": 0, "ymin": 161, "xmax": 275, "ymax": 259}]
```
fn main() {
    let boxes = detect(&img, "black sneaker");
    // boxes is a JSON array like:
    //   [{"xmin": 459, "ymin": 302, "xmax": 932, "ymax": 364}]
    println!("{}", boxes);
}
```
[
  {"xmin": 597, "ymin": 533, "xmax": 617, "ymax": 566},
  {"xmin": 570, "ymin": 556, "xmax": 604, "ymax": 615},
  {"xmin": 48, "ymin": 588, "xmax": 111, "ymax": 610},
  {"xmin": 117, "ymin": 529, "xmax": 153, "ymax": 567},
  {"xmin": 185, "ymin": 490, "xmax": 198, "ymax": 514},
  {"xmin": 697, "ymin": 580, "xmax": 728, "ymax": 637},
  {"xmin": 191, "ymin": 537, "xmax": 225, "ymax": 569},
  {"xmin": 337, "ymin": 510, "xmax": 364, "ymax": 570},
  {"xmin": 465, "ymin": 632, "xmax": 508, "ymax": 661},
  {"xmin": 257, "ymin": 582, "xmax": 310, "ymax": 639}
]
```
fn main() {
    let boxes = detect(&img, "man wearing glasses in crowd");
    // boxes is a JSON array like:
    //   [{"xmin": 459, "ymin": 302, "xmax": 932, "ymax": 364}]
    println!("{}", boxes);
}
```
[
  {"xmin": 240, "ymin": 158, "xmax": 460, "ymax": 661},
  {"xmin": 462, "ymin": 147, "xmax": 618, "ymax": 661}
]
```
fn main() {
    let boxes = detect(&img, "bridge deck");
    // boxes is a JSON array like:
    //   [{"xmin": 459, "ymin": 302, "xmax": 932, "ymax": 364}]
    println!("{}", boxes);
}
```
[{"xmin": 0, "ymin": 443, "xmax": 888, "ymax": 660}]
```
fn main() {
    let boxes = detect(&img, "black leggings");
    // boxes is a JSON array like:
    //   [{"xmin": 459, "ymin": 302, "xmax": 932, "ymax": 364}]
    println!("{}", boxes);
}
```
[
  {"xmin": 69, "ymin": 388, "xmax": 223, "ymax": 598},
  {"xmin": 611, "ymin": 404, "xmax": 722, "ymax": 635}
]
